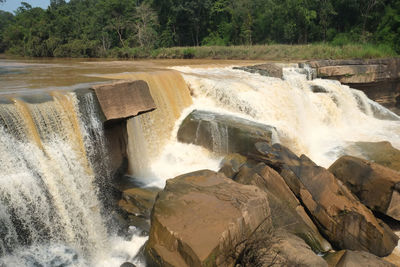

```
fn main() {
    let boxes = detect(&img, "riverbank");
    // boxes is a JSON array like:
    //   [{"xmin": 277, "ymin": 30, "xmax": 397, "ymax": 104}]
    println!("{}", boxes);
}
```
[
  {"xmin": 3, "ymin": 43, "xmax": 398, "ymax": 61},
  {"xmin": 90, "ymin": 43, "xmax": 400, "ymax": 60}
]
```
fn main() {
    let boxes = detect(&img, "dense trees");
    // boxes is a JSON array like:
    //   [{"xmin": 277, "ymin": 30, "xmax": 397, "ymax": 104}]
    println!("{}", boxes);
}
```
[{"xmin": 0, "ymin": 0, "xmax": 399, "ymax": 57}]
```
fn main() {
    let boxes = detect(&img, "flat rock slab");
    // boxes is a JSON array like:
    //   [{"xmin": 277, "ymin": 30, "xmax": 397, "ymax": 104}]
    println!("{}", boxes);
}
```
[
  {"xmin": 92, "ymin": 80, "xmax": 156, "ymax": 123},
  {"xmin": 146, "ymin": 170, "xmax": 271, "ymax": 267}
]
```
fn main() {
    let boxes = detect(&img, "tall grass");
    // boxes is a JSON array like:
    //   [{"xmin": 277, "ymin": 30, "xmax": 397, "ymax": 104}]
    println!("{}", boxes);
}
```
[{"xmin": 109, "ymin": 43, "xmax": 397, "ymax": 60}]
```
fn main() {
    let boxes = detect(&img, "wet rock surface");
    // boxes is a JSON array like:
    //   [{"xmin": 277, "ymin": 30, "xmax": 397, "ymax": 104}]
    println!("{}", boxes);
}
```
[{"xmin": 177, "ymin": 110, "xmax": 276, "ymax": 155}]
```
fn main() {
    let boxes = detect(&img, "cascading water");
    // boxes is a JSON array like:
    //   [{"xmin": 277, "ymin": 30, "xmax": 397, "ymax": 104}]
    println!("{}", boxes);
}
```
[
  {"xmin": 170, "ymin": 65, "xmax": 400, "ymax": 168},
  {"xmin": 0, "ymin": 91, "xmax": 145, "ymax": 266}
]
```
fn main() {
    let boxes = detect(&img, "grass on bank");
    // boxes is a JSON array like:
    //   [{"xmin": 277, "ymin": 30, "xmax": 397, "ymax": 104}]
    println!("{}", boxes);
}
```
[{"xmin": 109, "ymin": 43, "xmax": 397, "ymax": 60}]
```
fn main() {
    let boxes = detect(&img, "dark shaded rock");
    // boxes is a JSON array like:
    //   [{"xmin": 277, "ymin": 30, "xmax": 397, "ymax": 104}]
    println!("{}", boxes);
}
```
[
  {"xmin": 239, "ymin": 230, "xmax": 328, "ymax": 267},
  {"xmin": 344, "ymin": 141, "xmax": 400, "ymax": 172},
  {"xmin": 253, "ymin": 142, "xmax": 398, "ymax": 257},
  {"xmin": 118, "ymin": 187, "xmax": 160, "ymax": 219},
  {"xmin": 329, "ymin": 155, "xmax": 400, "ymax": 221},
  {"xmin": 311, "ymin": 85, "xmax": 328, "ymax": 93},
  {"xmin": 233, "ymin": 63, "xmax": 283, "ymax": 79},
  {"xmin": 120, "ymin": 262, "xmax": 136, "ymax": 267},
  {"xmin": 324, "ymin": 250, "xmax": 396, "ymax": 267},
  {"xmin": 218, "ymin": 153, "xmax": 248, "ymax": 179},
  {"xmin": 233, "ymin": 161, "xmax": 331, "ymax": 253},
  {"xmin": 145, "ymin": 170, "xmax": 271, "ymax": 267},
  {"xmin": 177, "ymin": 110, "xmax": 276, "ymax": 155}
]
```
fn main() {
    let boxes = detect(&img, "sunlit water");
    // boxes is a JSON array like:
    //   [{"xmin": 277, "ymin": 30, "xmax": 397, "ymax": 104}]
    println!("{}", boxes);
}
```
[{"xmin": 1, "ymin": 59, "xmax": 400, "ymax": 266}]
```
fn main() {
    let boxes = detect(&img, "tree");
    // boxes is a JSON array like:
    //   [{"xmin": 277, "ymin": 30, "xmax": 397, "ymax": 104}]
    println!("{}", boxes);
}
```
[
  {"xmin": 133, "ymin": 2, "xmax": 159, "ymax": 48},
  {"xmin": 360, "ymin": 0, "xmax": 383, "ymax": 41},
  {"xmin": 319, "ymin": 0, "xmax": 336, "ymax": 42}
]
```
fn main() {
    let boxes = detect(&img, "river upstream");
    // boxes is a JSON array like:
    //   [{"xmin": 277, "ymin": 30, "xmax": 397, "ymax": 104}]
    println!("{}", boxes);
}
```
[{"xmin": 0, "ymin": 58, "xmax": 399, "ymax": 266}]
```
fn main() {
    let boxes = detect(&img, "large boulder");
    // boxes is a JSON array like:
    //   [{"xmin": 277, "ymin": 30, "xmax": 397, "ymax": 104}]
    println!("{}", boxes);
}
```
[
  {"xmin": 145, "ymin": 170, "xmax": 271, "ymax": 267},
  {"xmin": 329, "ymin": 155, "xmax": 400, "ymax": 221},
  {"xmin": 344, "ymin": 141, "xmax": 400, "ymax": 172},
  {"xmin": 177, "ymin": 110, "xmax": 276, "ymax": 155},
  {"xmin": 239, "ymin": 230, "xmax": 328, "ymax": 267},
  {"xmin": 324, "ymin": 250, "xmax": 396, "ymax": 267},
  {"xmin": 227, "ymin": 159, "xmax": 331, "ymax": 253},
  {"xmin": 252, "ymin": 142, "xmax": 398, "ymax": 257}
]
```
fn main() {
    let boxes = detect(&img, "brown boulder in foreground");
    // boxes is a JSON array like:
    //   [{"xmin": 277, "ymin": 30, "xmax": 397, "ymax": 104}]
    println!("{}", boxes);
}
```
[
  {"xmin": 231, "ymin": 160, "xmax": 331, "ymax": 253},
  {"xmin": 145, "ymin": 170, "xmax": 271, "ymax": 267},
  {"xmin": 329, "ymin": 155, "xmax": 400, "ymax": 221},
  {"xmin": 253, "ymin": 142, "xmax": 398, "ymax": 257}
]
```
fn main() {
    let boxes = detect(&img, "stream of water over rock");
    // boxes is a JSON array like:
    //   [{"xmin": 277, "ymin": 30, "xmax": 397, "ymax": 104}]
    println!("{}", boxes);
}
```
[{"xmin": 0, "ymin": 59, "xmax": 399, "ymax": 266}]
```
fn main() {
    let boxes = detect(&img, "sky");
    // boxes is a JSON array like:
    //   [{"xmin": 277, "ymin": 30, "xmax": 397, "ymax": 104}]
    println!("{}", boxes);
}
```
[{"xmin": 0, "ymin": 1, "xmax": 50, "ymax": 13}]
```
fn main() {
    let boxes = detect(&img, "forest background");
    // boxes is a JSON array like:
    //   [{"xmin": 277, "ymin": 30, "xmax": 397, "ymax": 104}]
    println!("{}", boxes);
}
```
[{"xmin": 0, "ymin": 0, "xmax": 399, "ymax": 59}]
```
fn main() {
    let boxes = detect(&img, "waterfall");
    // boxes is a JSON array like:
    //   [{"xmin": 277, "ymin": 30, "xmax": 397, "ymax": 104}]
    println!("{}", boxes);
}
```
[
  {"xmin": 0, "ymin": 91, "xmax": 136, "ymax": 266},
  {"xmin": 99, "ymin": 70, "xmax": 193, "ymax": 178},
  {"xmin": 172, "ymin": 66, "xmax": 400, "ymax": 168}
]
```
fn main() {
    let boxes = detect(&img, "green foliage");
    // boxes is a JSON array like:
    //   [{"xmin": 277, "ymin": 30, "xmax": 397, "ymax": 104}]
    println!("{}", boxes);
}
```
[{"xmin": 0, "ymin": 0, "xmax": 398, "ymax": 58}]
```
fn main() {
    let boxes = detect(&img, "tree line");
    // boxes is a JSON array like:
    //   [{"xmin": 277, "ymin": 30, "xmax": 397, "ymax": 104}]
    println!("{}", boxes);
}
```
[{"xmin": 0, "ymin": 0, "xmax": 399, "ymax": 57}]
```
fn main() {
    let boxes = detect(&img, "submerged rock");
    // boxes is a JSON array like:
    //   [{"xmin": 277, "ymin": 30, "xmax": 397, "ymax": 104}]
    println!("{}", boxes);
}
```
[
  {"xmin": 177, "ymin": 110, "xmax": 276, "ymax": 155},
  {"xmin": 146, "ymin": 170, "xmax": 271, "ymax": 267},
  {"xmin": 230, "ymin": 160, "xmax": 331, "ymax": 253},
  {"xmin": 329, "ymin": 156, "xmax": 400, "ymax": 221},
  {"xmin": 324, "ymin": 250, "xmax": 396, "ymax": 267},
  {"xmin": 253, "ymin": 142, "xmax": 398, "ymax": 257}
]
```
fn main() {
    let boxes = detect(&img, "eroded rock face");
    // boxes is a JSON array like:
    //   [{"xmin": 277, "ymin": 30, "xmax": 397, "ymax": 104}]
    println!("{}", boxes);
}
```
[
  {"xmin": 253, "ymin": 142, "xmax": 398, "ymax": 257},
  {"xmin": 227, "ymin": 159, "xmax": 331, "ymax": 253},
  {"xmin": 324, "ymin": 250, "xmax": 396, "ymax": 267},
  {"xmin": 329, "ymin": 156, "xmax": 400, "ymax": 221},
  {"xmin": 177, "ymin": 110, "xmax": 276, "ymax": 155},
  {"xmin": 146, "ymin": 170, "xmax": 271, "ymax": 267}
]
